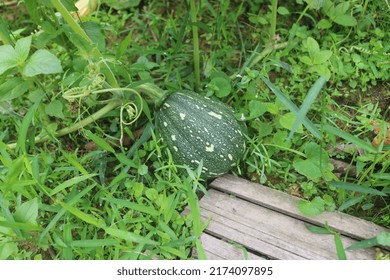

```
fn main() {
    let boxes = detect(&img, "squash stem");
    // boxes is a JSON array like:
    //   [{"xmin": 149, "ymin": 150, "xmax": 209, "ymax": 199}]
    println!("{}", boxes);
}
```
[{"xmin": 7, "ymin": 99, "xmax": 123, "ymax": 149}]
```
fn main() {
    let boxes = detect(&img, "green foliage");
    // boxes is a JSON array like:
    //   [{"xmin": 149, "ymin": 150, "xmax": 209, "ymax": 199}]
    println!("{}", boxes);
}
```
[{"xmin": 0, "ymin": 0, "xmax": 389, "ymax": 260}]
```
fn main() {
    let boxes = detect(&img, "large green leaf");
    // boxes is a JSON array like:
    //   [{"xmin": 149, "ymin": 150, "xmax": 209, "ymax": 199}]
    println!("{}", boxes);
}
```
[
  {"xmin": 13, "ymin": 198, "xmax": 38, "ymax": 224},
  {"xmin": 0, "ymin": 45, "xmax": 18, "ymax": 75},
  {"xmin": 23, "ymin": 49, "xmax": 63, "ymax": 77}
]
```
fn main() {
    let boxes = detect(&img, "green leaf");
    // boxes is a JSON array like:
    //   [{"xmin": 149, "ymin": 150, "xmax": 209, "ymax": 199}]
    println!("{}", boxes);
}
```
[
  {"xmin": 0, "ymin": 241, "xmax": 18, "ymax": 259},
  {"xmin": 277, "ymin": 6, "xmax": 290, "ymax": 15},
  {"xmin": 306, "ymin": 224, "xmax": 332, "ymax": 234},
  {"xmin": 333, "ymin": 14, "xmax": 357, "ymax": 26},
  {"xmin": 0, "ymin": 45, "xmax": 18, "ymax": 75},
  {"xmin": 317, "ymin": 19, "xmax": 332, "ymax": 29},
  {"xmin": 116, "ymin": 31, "xmax": 133, "ymax": 60},
  {"xmin": 58, "ymin": 200, "xmax": 104, "ymax": 228},
  {"xmin": 145, "ymin": 188, "xmax": 158, "ymax": 201},
  {"xmin": 280, "ymin": 113, "xmax": 304, "ymax": 133},
  {"xmin": 45, "ymin": 100, "xmax": 65, "ymax": 119},
  {"xmin": 335, "ymin": 2, "xmax": 350, "ymax": 15},
  {"xmin": 329, "ymin": 181, "xmax": 387, "ymax": 196},
  {"xmin": 50, "ymin": 174, "xmax": 98, "ymax": 196},
  {"xmin": 39, "ymin": 183, "xmax": 97, "ymax": 242},
  {"xmin": 334, "ymin": 234, "xmax": 347, "ymax": 260},
  {"xmin": 377, "ymin": 232, "xmax": 390, "ymax": 246},
  {"xmin": 346, "ymin": 232, "xmax": 390, "ymax": 251},
  {"xmin": 293, "ymin": 142, "xmax": 332, "ymax": 181},
  {"xmin": 307, "ymin": 37, "xmax": 320, "ymax": 59},
  {"xmin": 338, "ymin": 196, "xmax": 364, "ymax": 212},
  {"xmin": 248, "ymin": 100, "xmax": 266, "ymax": 119},
  {"xmin": 288, "ymin": 76, "xmax": 326, "ymax": 140},
  {"xmin": 70, "ymin": 239, "xmax": 119, "ymax": 248},
  {"xmin": 17, "ymin": 101, "xmax": 41, "ymax": 154},
  {"xmin": 313, "ymin": 50, "xmax": 332, "ymax": 64},
  {"xmin": 323, "ymin": 124, "xmax": 377, "ymax": 153},
  {"xmin": 0, "ymin": 220, "xmax": 42, "ymax": 231},
  {"xmin": 210, "ymin": 77, "xmax": 232, "ymax": 98},
  {"xmin": 299, "ymin": 55, "xmax": 313, "ymax": 65},
  {"xmin": 104, "ymin": 227, "xmax": 159, "ymax": 245},
  {"xmin": 103, "ymin": 197, "xmax": 159, "ymax": 216},
  {"xmin": 14, "ymin": 36, "xmax": 31, "ymax": 64},
  {"xmin": 0, "ymin": 78, "xmax": 29, "ymax": 102},
  {"xmin": 298, "ymin": 197, "xmax": 325, "ymax": 216},
  {"xmin": 85, "ymin": 130, "xmax": 115, "ymax": 153},
  {"xmin": 13, "ymin": 198, "xmax": 38, "ymax": 224},
  {"xmin": 311, "ymin": 64, "xmax": 331, "ymax": 78},
  {"xmin": 14, "ymin": 198, "xmax": 38, "ymax": 224},
  {"xmin": 104, "ymin": 0, "xmax": 141, "ymax": 10},
  {"xmin": 23, "ymin": 49, "xmax": 63, "ymax": 77},
  {"xmin": 259, "ymin": 75, "xmax": 321, "ymax": 139}
]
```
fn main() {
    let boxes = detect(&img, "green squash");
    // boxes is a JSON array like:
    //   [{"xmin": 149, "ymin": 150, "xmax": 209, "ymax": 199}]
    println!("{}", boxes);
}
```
[{"xmin": 156, "ymin": 91, "xmax": 245, "ymax": 178}]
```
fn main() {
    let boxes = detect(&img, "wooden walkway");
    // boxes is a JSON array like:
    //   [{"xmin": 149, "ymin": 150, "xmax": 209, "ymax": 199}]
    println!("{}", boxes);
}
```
[{"xmin": 191, "ymin": 175, "xmax": 389, "ymax": 260}]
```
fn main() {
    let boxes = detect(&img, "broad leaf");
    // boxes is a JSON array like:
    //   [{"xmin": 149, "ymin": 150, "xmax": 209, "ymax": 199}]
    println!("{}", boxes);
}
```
[
  {"xmin": 293, "ymin": 142, "xmax": 333, "ymax": 181},
  {"xmin": 298, "ymin": 197, "xmax": 324, "ymax": 216},
  {"xmin": 313, "ymin": 50, "xmax": 332, "ymax": 64},
  {"xmin": 23, "ymin": 49, "xmax": 63, "ymax": 77},
  {"xmin": 45, "ymin": 100, "xmax": 65, "ymax": 119},
  {"xmin": 307, "ymin": 37, "xmax": 320, "ymax": 59},
  {"xmin": 0, "ymin": 45, "xmax": 18, "ymax": 75},
  {"xmin": 14, "ymin": 36, "xmax": 31, "ymax": 64},
  {"xmin": 333, "ymin": 15, "xmax": 357, "ymax": 26},
  {"xmin": 13, "ymin": 198, "xmax": 38, "ymax": 224}
]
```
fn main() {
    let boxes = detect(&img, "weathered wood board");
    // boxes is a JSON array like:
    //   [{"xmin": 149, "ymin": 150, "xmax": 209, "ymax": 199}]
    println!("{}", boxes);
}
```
[{"xmin": 192, "ymin": 174, "xmax": 389, "ymax": 260}]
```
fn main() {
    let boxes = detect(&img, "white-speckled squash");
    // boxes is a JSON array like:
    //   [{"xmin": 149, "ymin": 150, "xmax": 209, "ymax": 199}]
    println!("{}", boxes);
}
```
[{"xmin": 156, "ymin": 91, "xmax": 245, "ymax": 178}]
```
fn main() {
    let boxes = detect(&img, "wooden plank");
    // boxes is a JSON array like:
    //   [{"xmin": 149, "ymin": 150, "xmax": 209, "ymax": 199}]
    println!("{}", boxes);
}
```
[
  {"xmin": 210, "ymin": 175, "xmax": 389, "ymax": 241},
  {"xmin": 199, "ymin": 189, "xmax": 377, "ymax": 259},
  {"xmin": 194, "ymin": 233, "xmax": 265, "ymax": 260}
]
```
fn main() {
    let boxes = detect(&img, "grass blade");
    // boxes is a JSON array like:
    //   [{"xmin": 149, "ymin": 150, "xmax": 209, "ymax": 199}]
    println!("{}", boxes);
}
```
[
  {"xmin": 346, "ymin": 236, "xmax": 378, "ymax": 250},
  {"xmin": 323, "ymin": 124, "xmax": 377, "ymax": 153},
  {"xmin": 334, "ymin": 233, "xmax": 347, "ymax": 260},
  {"xmin": 50, "ymin": 173, "xmax": 97, "ymax": 196},
  {"xmin": 259, "ymin": 74, "xmax": 321, "ymax": 138},
  {"xmin": 288, "ymin": 76, "xmax": 327, "ymax": 140},
  {"xmin": 103, "ymin": 197, "xmax": 159, "ymax": 216},
  {"xmin": 70, "ymin": 239, "xmax": 119, "ymax": 248},
  {"xmin": 195, "ymin": 238, "xmax": 207, "ymax": 260},
  {"xmin": 85, "ymin": 130, "xmax": 115, "ymax": 153},
  {"xmin": 39, "ymin": 183, "xmax": 97, "ymax": 242},
  {"xmin": 160, "ymin": 246, "xmax": 188, "ymax": 259},
  {"xmin": 337, "ymin": 195, "xmax": 364, "ymax": 212},
  {"xmin": 17, "ymin": 101, "xmax": 40, "ymax": 154},
  {"xmin": 104, "ymin": 227, "xmax": 159, "ymax": 245},
  {"xmin": 330, "ymin": 181, "xmax": 387, "ymax": 196},
  {"xmin": 0, "ymin": 220, "xmax": 42, "ymax": 231},
  {"xmin": 58, "ymin": 200, "xmax": 104, "ymax": 228},
  {"xmin": 306, "ymin": 224, "xmax": 332, "ymax": 234}
]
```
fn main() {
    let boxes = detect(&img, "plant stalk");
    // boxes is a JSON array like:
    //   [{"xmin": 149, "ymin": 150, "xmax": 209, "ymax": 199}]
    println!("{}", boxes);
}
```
[
  {"xmin": 7, "ymin": 99, "xmax": 123, "ymax": 149},
  {"xmin": 270, "ymin": 0, "xmax": 278, "ymax": 42},
  {"xmin": 49, "ymin": 0, "xmax": 119, "ymax": 89},
  {"xmin": 189, "ymin": 0, "xmax": 200, "ymax": 91}
]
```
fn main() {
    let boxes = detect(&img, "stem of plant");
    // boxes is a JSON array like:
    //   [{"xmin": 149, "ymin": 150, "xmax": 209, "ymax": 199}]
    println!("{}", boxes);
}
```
[
  {"xmin": 6, "ymin": 83, "xmax": 166, "ymax": 150},
  {"xmin": 189, "ymin": 0, "xmax": 200, "ymax": 92},
  {"xmin": 7, "ymin": 99, "xmax": 122, "ymax": 149},
  {"xmin": 49, "ymin": 0, "xmax": 119, "ymax": 89},
  {"xmin": 270, "ymin": 0, "xmax": 278, "ymax": 42}
]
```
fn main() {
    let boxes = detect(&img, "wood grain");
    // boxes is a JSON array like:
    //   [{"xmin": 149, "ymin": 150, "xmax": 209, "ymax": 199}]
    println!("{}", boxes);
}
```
[
  {"xmin": 198, "ymin": 189, "xmax": 377, "ymax": 259},
  {"xmin": 210, "ymin": 175, "xmax": 389, "ymax": 241}
]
